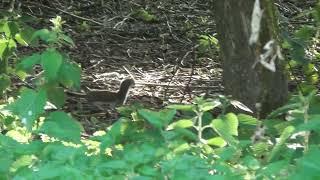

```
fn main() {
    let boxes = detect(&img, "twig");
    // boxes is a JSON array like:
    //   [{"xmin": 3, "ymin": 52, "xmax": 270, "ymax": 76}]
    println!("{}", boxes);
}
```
[{"xmin": 25, "ymin": 1, "xmax": 104, "ymax": 26}]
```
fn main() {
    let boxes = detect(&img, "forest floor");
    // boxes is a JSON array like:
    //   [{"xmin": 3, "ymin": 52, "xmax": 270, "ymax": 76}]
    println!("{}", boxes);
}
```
[{"xmin": 15, "ymin": 0, "xmax": 316, "ymax": 133}]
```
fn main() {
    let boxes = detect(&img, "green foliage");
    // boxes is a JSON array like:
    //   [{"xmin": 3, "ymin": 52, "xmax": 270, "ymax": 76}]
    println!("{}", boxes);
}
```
[
  {"xmin": 1, "ymin": 6, "xmax": 320, "ymax": 179},
  {"xmin": 197, "ymin": 34, "xmax": 219, "ymax": 56},
  {"xmin": 133, "ymin": 9, "xmax": 158, "ymax": 23},
  {"xmin": 38, "ymin": 112, "xmax": 82, "ymax": 143},
  {"xmin": 6, "ymin": 88, "xmax": 46, "ymax": 130},
  {"xmin": 282, "ymin": 3, "xmax": 320, "ymax": 94}
]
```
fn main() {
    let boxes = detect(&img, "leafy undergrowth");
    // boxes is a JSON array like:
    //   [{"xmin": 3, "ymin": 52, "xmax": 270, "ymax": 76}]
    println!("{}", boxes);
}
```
[
  {"xmin": 1, "ymin": 4, "xmax": 320, "ymax": 179},
  {"xmin": 2, "ymin": 93, "xmax": 320, "ymax": 179}
]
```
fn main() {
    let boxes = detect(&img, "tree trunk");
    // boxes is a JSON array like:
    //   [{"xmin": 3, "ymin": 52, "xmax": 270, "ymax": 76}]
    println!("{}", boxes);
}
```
[{"xmin": 213, "ymin": 0, "xmax": 288, "ymax": 118}]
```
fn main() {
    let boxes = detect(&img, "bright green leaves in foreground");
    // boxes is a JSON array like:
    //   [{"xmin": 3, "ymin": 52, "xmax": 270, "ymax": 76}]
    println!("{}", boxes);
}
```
[
  {"xmin": 58, "ymin": 60, "xmax": 81, "ymax": 89},
  {"xmin": 138, "ymin": 109, "xmax": 176, "ymax": 129},
  {"xmin": 0, "ymin": 74, "xmax": 10, "ymax": 96},
  {"xmin": 41, "ymin": 48, "xmax": 63, "ymax": 81},
  {"xmin": 17, "ymin": 49, "xmax": 80, "ymax": 88},
  {"xmin": 211, "ymin": 113, "xmax": 239, "ymax": 147},
  {"xmin": 38, "ymin": 111, "xmax": 82, "ymax": 143},
  {"xmin": 6, "ymin": 88, "xmax": 46, "ymax": 130}
]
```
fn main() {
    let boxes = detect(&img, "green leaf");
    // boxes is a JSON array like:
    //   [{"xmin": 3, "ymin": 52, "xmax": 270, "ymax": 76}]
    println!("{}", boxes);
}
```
[
  {"xmin": 166, "ymin": 104, "xmax": 195, "ymax": 111},
  {"xmin": 167, "ymin": 119, "xmax": 193, "ymax": 130},
  {"xmin": 0, "ymin": 74, "xmax": 10, "ymax": 95},
  {"xmin": 259, "ymin": 160, "xmax": 289, "ymax": 178},
  {"xmin": 58, "ymin": 60, "xmax": 81, "ymax": 89},
  {"xmin": 267, "ymin": 103, "xmax": 300, "ymax": 119},
  {"xmin": 134, "ymin": 9, "xmax": 158, "ymax": 22},
  {"xmin": 6, "ymin": 88, "xmax": 46, "ymax": 130},
  {"xmin": 100, "ymin": 120, "xmax": 123, "ymax": 151},
  {"xmin": 268, "ymin": 126, "xmax": 295, "ymax": 162},
  {"xmin": 211, "ymin": 113, "xmax": 239, "ymax": 146},
  {"xmin": 31, "ymin": 29, "xmax": 58, "ymax": 43},
  {"xmin": 138, "ymin": 109, "xmax": 176, "ymax": 129},
  {"xmin": 61, "ymin": 34, "xmax": 75, "ymax": 47},
  {"xmin": 14, "ymin": 26, "xmax": 34, "ymax": 46},
  {"xmin": 291, "ymin": 146, "xmax": 320, "ymax": 179},
  {"xmin": 0, "ymin": 39, "xmax": 9, "ymax": 59},
  {"xmin": 98, "ymin": 160, "xmax": 127, "ymax": 170},
  {"xmin": 38, "ymin": 111, "xmax": 82, "ymax": 143},
  {"xmin": 199, "ymin": 100, "xmax": 221, "ymax": 112},
  {"xmin": 216, "ymin": 113, "xmax": 238, "ymax": 136},
  {"xmin": 238, "ymin": 114, "xmax": 259, "ymax": 139},
  {"xmin": 295, "ymin": 26, "xmax": 315, "ymax": 42},
  {"xmin": 207, "ymin": 137, "xmax": 227, "ymax": 147},
  {"xmin": 46, "ymin": 87, "xmax": 65, "ymax": 108},
  {"xmin": 294, "ymin": 115, "xmax": 320, "ymax": 133},
  {"xmin": 16, "ymin": 53, "xmax": 41, "ymax": 72},
  {"xmin": 8, "ymin": 38, "xmax": 16, "ymax": 50},
  {"xmin": 10, "ymin": 155, "xmax": 35, "ymax": 173},
  {"xmin": 0, "ymin": 151, "xmax": 13, "ymax": 173},
  {"xmin": 15, "ymin": 33, "xmax": 28, "ymax": 46},
  {"xmin": 242, "ymin": 156, "xmax": 260, "ymax": 170},
  {"xmin": 172, "ymin": 128, "xmax": 198, "ymax": 141},
  {"xmin": 41, "ymin": 48, "xmax": 63, "ymax": 81},
  {"xmin": 0, "ymin": 21, "xmax": 19, "ymax": 37}
]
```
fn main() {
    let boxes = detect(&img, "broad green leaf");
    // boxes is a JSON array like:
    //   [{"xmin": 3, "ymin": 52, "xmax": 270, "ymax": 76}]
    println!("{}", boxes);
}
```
[
  {"xmin": 207, "ymin": 137, "xmax": 227, "ymax": 147},
  {"xmin": 98, "ymin": 160, "xmax": 127, "ymax": 170},
  {"xmin": 199, "ymin": 100, "xmax": 221, "ymax": 112},
  {"xmin": 267, "ymin": 103, "xmax": 300, "ymax": 119},
  {"xmin": 0, "ymin": 74, "xmax": 10, "ymax": 95},
  {"xmin": 161, "ymin": 154, "xmax": 215, "ymax": 179},
  {"xmin": 0, "ymin": 39, "xmax": 8, "ymax": 59},
  {"xmin": 39, "ymin": 111, "xmax": 82, "ymax": 143},
  {"xmin": 0, "ymin": 151, "xmax": 13, "ymax": 173},
  {"xmin": 173, "ymin": 128, "xmax": 198, "ymax": 141},
  {"xmin": 31, "ymin": 29, "xmax": 57, "ymax": 43},
  {"xmin": 58, "ymin": 60, "xmax": 81, "ymax": 89},
  {"xmin": 238, "ymin": 114, "xmax": 258, "ymax": 126},
  {"xmin": 16, "ymin": 53, "xmax": 41, "ymax": 73},
  {"xmin": 268, "ymin": 126, "xmax": 295, "ymax": 162},
  {"xmin": 8, "ymin": 38, "xmax": 16, "ymax": 50},
  {"xmin": 61, "ymin": 34, "xmax": 75, "ymax": 47},
  {"xmin": 46, "ymin": 87, "xmax": 65, "ymax": 108},
  {"xmin": 172, "ymin": 142, "xmax": 190, "ymax": 154},
  {"xmin": 211, "ymin": 113, "xmax": 239, "ymax": 146},
  {"xmin": 138, "ymin": 109, "xmax": 176, "ymax": 129},
  {"xmin": 100, "ymin": 120, "xmax": 123, "ymax": 151},
  {"xmin": 33, "ymin": 163, "xmax": 68, "ymax": 179},
  {"xmin": 295, "ymin": 26, "xmax": 315, "ymax": 42},
  {"xmin": 138, "ymin": 165, "xmax": 160, "ymax": 177},
  {"xmin": 6, "ymin": 129, "xmax": 30, "ymax": 143},
  {"xmin": 214, "ymin": 113, "xmax": 238, "ymax": 136},
  {"xmin": 14, "ymin": 26, "xmax": 34, "ymax": 46},
  {"xmin": 294, "ymin": 115, "xmax": 320, "ymax": 133},
  {"xmin": 166, "ymin": 104, "xmax": 195, "ymax": 111},
  {"xmin": 242, "ymin": 156, "xmax": 260, "ymax": 170},
  {"xmin": 10, "ymin": 155, "xmax": 35, "ymax": 173},
  {"xmin": 238, "ymin": 114, "xmax": 259, "ymax": 138},
  {"xmin": 41, "ymin": 48, "xmax": 62, "ymax": 81},
  {"xmin": 6, "ymin": 88, "xmax": 46, "ymax": 130},
  {"xmin": 0, "ymin": 21, "xmax": 19, "ymax": 37},
  {"xmin": 259, "ymin": 160, "xmax": 289, "ymax": 178},
  {"xmin": 291, "ymin": 146, "xmax": 320, "ymax": 179},
  {"xmin": 167, "ymin": 119, "xmax": 193, "ymax": 130},
  {"xmin": 15, "ymin": 33, "xmax": 28, "ymax": 46}
]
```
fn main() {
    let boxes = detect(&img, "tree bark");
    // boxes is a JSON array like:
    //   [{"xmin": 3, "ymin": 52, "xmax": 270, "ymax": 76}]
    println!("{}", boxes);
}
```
[{"xmin": 213, "ymin": 0, "xmax": 288, "ymax": 118}]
